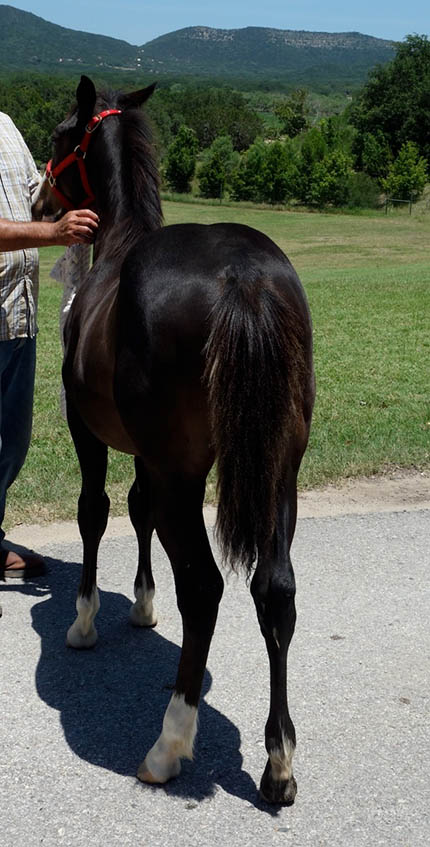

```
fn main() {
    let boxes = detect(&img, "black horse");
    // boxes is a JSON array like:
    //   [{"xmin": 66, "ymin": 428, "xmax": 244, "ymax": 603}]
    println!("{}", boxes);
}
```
[{"xmin": 41, "ymin": 76, "xmax": 315, "ymax": 805}]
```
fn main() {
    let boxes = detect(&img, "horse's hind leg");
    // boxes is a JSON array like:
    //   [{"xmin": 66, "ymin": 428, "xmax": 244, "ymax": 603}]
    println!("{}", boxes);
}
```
[
  {"xmin": 251, "ymin": 475, "xmax": 299, "ymax": 805},
  {"xmin": 66, "ymin": 405, "xmax": 110, "ymax": 649},
  {"xmin": 138, "ymin": 476, "xmax": 223, "ymax": 784},
  {"xmin": 128, "ymin": 457, "xmax": 157, "ymax": 627}
]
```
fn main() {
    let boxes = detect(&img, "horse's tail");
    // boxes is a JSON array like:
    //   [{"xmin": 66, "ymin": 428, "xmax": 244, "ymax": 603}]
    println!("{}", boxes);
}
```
[{"xmin": 204, "ymin": 265, "xmax": 309, "ymax": 575}]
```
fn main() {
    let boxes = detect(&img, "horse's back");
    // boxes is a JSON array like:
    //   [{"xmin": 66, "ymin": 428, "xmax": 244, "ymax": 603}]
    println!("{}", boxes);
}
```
[{"xmin": 120, "ymin": 222, "xmax": 302, "ymax": 299}]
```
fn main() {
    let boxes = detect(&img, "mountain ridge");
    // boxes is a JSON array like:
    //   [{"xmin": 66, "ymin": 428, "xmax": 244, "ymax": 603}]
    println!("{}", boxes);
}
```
[{"xmin": 0, "ymin": 5, "xmax": 396, "ymax": 87}]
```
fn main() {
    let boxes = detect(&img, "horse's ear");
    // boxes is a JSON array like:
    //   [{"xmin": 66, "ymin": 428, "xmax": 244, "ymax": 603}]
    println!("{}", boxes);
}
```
[
  {"xmin": 120, "ymin": 83, "xmax": 157, "ymax": 110},
  {"xmin": 76, "ymin": 75, "xmax": 97, "ymax": 121}
]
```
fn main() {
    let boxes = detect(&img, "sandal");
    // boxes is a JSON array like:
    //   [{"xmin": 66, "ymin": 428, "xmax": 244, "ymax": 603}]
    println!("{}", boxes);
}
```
[{"xmin": 0, "ymin": 547, "xmax": 46, "ymax": 579}]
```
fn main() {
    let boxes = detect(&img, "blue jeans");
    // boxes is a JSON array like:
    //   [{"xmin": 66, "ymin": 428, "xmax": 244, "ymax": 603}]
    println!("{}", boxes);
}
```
[{"xmin": 0, "ymin": 337, "xmax": 36, "ymax": 543}]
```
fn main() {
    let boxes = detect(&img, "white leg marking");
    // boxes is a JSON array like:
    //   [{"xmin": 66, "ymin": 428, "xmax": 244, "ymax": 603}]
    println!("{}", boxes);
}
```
[
  {"xmin": 66, "ymin": 588, "xmax": 100, "ymax": 649},
  {"xmin": 137, "ymin": 693, "xmax": 198, "ymax": 784},
  {"xmin": 269, "ymin": 733, "xmax": 295, "ymax": 781},
  {"xmin": 129, "ymin": 580, "xmax": 157, "ymax": 627}
]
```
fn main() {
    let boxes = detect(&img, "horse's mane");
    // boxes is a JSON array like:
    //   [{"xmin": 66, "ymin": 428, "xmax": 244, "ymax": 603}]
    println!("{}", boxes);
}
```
[
  {"xmin": 120, "ymin": 107, "xmax": 163, "ymax": 230},
  {"xmin": 96, "ymin": 91, "xmax": 163, "ymax": 260}
]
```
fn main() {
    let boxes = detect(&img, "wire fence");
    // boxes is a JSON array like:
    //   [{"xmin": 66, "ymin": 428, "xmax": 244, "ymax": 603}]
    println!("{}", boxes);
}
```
[{"xmin": 384, "ymin": 195, "xmax": 416, "ymax": 214}]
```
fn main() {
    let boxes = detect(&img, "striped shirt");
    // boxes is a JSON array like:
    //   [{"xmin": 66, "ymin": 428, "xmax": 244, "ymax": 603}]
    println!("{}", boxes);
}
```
[{"xmin": 0, "ymin": 112, "xmax": 41, "ymax": 339}]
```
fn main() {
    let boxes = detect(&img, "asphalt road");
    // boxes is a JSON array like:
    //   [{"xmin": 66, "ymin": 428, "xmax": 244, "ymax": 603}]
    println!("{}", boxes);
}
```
[{"xmin": 1, "ymin": 506, "xmax": 428, "ymax": 847}]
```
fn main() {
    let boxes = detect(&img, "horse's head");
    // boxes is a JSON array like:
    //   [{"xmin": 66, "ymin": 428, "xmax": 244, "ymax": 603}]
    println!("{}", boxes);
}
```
[{"xmin": 40, "ymin": 76, "xmax": 156, "ymax": 218}]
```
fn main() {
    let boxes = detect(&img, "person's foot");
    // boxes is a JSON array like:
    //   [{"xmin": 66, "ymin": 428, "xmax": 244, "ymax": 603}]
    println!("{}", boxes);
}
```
[{"xmin": 0, "ymin": 548, "xmax": 46, "ymax": 579}]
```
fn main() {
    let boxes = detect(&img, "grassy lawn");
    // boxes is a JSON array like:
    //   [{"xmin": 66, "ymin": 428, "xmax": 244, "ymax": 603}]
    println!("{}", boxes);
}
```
[{"xmin": 5, "ymin": 202, "xmax": 430, "ymax": 528}]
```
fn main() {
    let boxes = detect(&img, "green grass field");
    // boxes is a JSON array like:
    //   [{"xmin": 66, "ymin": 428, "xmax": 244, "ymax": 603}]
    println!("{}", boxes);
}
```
[{"xmin": 5, "ymin": 203, "xmax": 430, "ymax": 528}]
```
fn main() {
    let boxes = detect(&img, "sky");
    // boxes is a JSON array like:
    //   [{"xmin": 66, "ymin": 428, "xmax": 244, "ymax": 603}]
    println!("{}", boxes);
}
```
[{"xmin": 8, "ymin": 0, "xmax": 429, "ymax": 46}]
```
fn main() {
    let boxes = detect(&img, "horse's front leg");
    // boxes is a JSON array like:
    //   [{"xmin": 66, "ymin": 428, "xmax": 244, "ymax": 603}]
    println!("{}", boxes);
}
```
[
  {"xmin": 138, "ymin": 478, "xmax": 223, "ymax": 784},
  {"xmin": 251, "ymin": 485, "xmax": 299, "ymax": 805},
  {"xmin": 127, "ymin": 457, "xmax": 157, "ymax": 627},
  {"xmin": 66, "ymin": 404, "xmax": 109, "ymax": 649}
]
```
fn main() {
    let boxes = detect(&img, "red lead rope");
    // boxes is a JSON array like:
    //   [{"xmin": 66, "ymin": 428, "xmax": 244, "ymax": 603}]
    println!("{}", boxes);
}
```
[{"xmin": 45, "ymin": 109, "xmax": 122, "ymax": 211}]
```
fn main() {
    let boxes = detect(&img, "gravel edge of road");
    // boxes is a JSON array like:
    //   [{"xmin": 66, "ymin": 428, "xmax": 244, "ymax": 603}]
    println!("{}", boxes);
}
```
[{"xmin": 5, "ymin": 470, "xmax": 429, "ymax": 548}]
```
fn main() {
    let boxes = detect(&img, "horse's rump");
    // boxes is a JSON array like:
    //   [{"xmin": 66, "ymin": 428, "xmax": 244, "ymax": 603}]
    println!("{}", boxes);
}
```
[{"xmin": 114, "ymin": 222, "xmax": 313, "ymax": 566}]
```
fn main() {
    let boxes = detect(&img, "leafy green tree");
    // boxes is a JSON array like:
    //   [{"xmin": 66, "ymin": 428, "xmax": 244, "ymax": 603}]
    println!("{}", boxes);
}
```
[
  {"xmin": 263, "ymin": 140, "xmax": 299, "ymax": 204},
  {"xmin": 353, "ymin": 129, "xmax": 392, "ymax": 182},
  {"xmin": 198, "ymin": 135, "xmax": 239, "ymax": 199},
  {"xmin": 146, "ymin": 85, "xmax": 263, "ymax": 155},
  {"xmin": 231, "ymin": 138, "xmax": 299, "ymax": 205},
  {"xmin": 0, "ymin": 75, "xmax": 75, "ymax": 165},
  {"xmin": 308, "ymin": 150, "xmax": 352, "ymax": 207},
  {"xmin": 296, "ymin": 127, "xmax": 328, "ymax": 202},
  {"xmin": 230, "ymin": 139, "xmax": 268, "ymax": 202},
  {"xmin": 274, "ymin": 89, "xmax": 309, "ymax": 138},
  {"xmin": 146, "ymin": 93, "xmax": 183, "ymax": 156},
  {"xmin": 350, "ymin": 35, "xmax": 430, "ymax": 164},
  {"xmin": 382, "ymin": 141, "xmax": 428, "ymax": 200},
  {"xmin": 175, "ymin": 87, "xmax": 263, "ymax": 151},
  {"xmin": 320, "ymin": 113, "xmax": 355, "ymax": 154},
  {"xmin": 164, "ymin": 126, "xmax": 198, "ymax": 193}
]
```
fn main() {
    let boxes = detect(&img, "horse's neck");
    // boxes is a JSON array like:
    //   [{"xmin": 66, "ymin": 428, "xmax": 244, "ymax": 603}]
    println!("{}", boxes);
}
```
[
  {"xmin": 95, "ymin": 193, "xmax": 161, "ymax": 262},
  {"xmin": 93, "ymin": 215, "xmax": 142, "ymax": 266},
  {"xmin": 94, "ymin": 141, "xmax": 162, "ymax": 255}
]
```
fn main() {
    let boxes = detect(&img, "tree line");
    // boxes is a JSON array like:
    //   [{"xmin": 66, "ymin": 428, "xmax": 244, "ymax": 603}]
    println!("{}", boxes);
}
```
[
  {"xmin": 163, "ymin": 36, "xmax": 429, "ymax": 207},
  {"xmin": 0, "ymin": 35, "xmax": 428, "ymax": 209}
]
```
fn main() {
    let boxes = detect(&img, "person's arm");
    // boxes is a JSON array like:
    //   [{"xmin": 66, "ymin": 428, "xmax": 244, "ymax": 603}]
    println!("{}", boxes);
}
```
[{"xmin": 0, "ymin": 209, "xmax": 99, "ymax": 251}]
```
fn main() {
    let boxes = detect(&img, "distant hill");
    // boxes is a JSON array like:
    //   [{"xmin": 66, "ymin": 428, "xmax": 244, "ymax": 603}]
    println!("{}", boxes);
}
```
[
  {"xmin": 142, "ymin": 26, "xmax": 396, "ymax": 86},
  {"xmin": 0, "ymin": 5, "xmax": 396, "ymax": 89},
  {"xmin": 0, "ymin": 5, "xmax": 139, "ymax": 71}
]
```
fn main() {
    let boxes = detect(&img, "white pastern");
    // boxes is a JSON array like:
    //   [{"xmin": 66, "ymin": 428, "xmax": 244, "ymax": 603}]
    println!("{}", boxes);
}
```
[
  {"xmin": 66, "ymin": 588, "xmax": 100, "ymax": 648},
  {"xmin": 269, "ymin": 733, "xmax": 295, "ymax": 781},
  {"xmin": 129, "ymin": 582, "xmax": 157, "ymax": 627},
  {"xmin": 137, "ymin": 693, "xmax": 198, "ymax": 784}
]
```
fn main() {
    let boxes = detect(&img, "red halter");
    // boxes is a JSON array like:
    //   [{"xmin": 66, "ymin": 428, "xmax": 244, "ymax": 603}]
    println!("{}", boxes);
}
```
[{"xmin": 45, "ymin": 109, "xmax": 122, "ymax": 211}]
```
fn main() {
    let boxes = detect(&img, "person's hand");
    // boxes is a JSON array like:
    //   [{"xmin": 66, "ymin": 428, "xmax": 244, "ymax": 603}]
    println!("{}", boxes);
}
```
[{"xmin": 53, "ymin": 209, "xmax": 99, "ymax": 246}]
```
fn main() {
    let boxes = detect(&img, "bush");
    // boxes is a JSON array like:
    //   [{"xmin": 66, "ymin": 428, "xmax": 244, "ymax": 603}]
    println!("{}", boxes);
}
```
[
  {"xmin": 346, "ymin": 172, "xmax": 381, "ymax": 208},
  {"xmin": 382, "ymin": 141, "xmax": 428, "ymax": 200}
]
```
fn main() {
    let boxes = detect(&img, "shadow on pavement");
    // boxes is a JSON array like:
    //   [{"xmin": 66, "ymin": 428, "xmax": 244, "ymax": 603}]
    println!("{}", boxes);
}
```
[{"xmin": 27, "ymin": 555, "xmax": 266, "ymax": 808}]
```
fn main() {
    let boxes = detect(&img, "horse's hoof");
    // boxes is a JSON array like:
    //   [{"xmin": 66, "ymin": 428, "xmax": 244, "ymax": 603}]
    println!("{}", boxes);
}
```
[
  {"xmin": 259, "ymin": 761, "xmax": 297, "ymax": 805},
  {"xmin": 137, "ymin": 755, "xmax": 181, "ymax": 784},
  {"xmin": 129, "ymin": 602, "xmax": 157, "ymax": 628},
  {"xmin": 137, "ymin": 767, "xmax": 159, "ymax": 784},
  {"xmin": 66, "ymin": 622, "xmax": 98, "ymax": 649}
]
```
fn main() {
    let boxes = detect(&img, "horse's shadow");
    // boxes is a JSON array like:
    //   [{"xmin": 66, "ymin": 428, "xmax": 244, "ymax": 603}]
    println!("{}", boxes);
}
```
[{"xmin": 29, "ymin": 555, "xmax": 266, "ymax": 807}]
